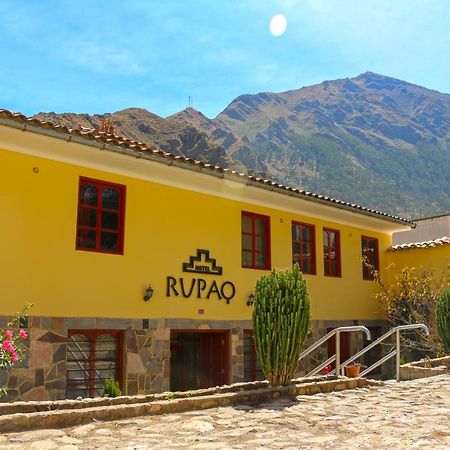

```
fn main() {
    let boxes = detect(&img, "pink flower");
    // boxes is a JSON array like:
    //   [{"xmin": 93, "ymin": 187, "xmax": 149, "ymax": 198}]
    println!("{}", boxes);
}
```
[
  {"xmin": 2, "ymin": 340, "xmax": 15, "ymax": 353},
  {"xmin": 11, "ymin": 352, "xmax": 19, "ymax": 362},
  {"xmin": 4, "ymin": 330, "xmax": 13, "ymax": 340},
  {"xmin": 19, "ymin": 329, "xmax": 28, "ymax": 339}
]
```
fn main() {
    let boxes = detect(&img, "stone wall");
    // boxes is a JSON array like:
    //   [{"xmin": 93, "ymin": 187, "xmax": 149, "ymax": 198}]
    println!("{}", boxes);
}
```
[
  {"xmin": 120, "ymin": 318, "xmax": 250, "ymax": 394},
  {"xmin": 231, "ymin": 327, "xmax": 244, "ymax": 383},
  {"xmin": 0, "ymin": 316, "xmax": 252, "ymax": 402},
  {"xmin": 0, "ymin": 315, "xmax": 389, "ymax": 402},
  {"xmin": 158, "ymin": 318, "xmax": 251, "ymax": 387},
  {"xmin": 0, "ymin": 316, "xmax": 67, "ymax": 402},
  {"xmin": 0, "ymin": 316, "xmax": 140, "ymax": 402},
  {"xmin": 295, "ymin": 320, "xmax": 328, "ymax": 376},
  {"xmin": 125, "ymin": 325, "xmax": 171, "ymax": 395},
  {"xmin": 400, "ymin": 356, "xmax": 450, "ymax": 380}
]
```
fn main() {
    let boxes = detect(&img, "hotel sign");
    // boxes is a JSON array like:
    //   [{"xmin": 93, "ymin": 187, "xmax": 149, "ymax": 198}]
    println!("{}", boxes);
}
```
[{"xmin": 166, "ymin": 249, "xmax": 236, "ymax": 303}]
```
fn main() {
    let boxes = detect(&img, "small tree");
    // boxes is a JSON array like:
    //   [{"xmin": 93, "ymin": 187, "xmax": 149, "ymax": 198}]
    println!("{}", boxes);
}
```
[
  {"xmin": 373, "ymin": 264, "xmax": 448, "ymax": 357},
  {"xmin": 252, "ymin": 264, "xmax": 310, "ymax": 386},
  {"xmin": 0, "ymin": 302, "xmax": 32, "ymax": 397}
]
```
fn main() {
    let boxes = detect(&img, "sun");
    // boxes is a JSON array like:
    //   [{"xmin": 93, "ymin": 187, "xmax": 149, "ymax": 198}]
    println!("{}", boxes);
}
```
[{"xmin": 269, "ymin": 14, "xmax": 287, "ymax": 37}]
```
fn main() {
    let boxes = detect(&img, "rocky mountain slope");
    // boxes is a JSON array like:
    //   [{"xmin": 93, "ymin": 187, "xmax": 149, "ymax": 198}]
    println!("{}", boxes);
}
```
[
  {"xmin": 35, "ymin": 73, "xmax": 450, "ymax": 218},
  {"xmin": 171, "ymin": 72, "xmax": 450, "ymax": 218},
  {"xmin": 34, "ymin": 108, "xmax": 237, "ymax": 169}
]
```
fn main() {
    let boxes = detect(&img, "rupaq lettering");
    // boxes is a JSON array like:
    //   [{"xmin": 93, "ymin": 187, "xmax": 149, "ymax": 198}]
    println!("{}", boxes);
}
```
[
  {"xmin": 206, "ymin": 280, "xmax": 221, "ymax": 300},
  {"xmin": 166, "ymin": 277, "xmax": 236, "ymax": 303},
  {"xmin": 220, "ymin": 281, "xmax": 236, "ymax": 304},
  {"xmin": 180, "ymin": 278, "xmax": 195, "ymax": 298},
  {"xmin": 166, "ymin": 276, "xmax": 179, "ymax": 297},
  {"xmin": 196, "ymin": 278, "xmax": 207, "ymax": 298}
]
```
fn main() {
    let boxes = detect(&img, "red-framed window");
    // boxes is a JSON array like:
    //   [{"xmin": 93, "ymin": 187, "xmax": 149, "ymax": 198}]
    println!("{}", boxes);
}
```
[
  {"xmin": 361, "ymin": 236, "xmax": 379, "ymax": 280},
  {"xmin": 323, "ymin": 228, "xmax": 341, "ymax": 277},
  {"xmin": 66, "ymin": 330, "xmax": 123, "ymax": 399},
  {"xmin": 241, "ymin": 211, "xmax": 271, "ymax": 270},
  {"xmin": 243, "ymin": 330, "xmax": 264, "ymax": 382},
  {"xmin": 76, "ymin": 177, "xmax": 126, "ymax": 254},
  {"xmin": 292, "ymin": 221, "xmax": 316, "ymax": 275}
]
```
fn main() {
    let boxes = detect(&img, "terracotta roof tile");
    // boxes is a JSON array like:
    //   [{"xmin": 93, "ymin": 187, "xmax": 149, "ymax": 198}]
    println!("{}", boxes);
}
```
[
  {"xmin": 0, "ymin": 108, "xmax": 414, "ymax": 226},
  {"xmin": 391, "ymin": 236, "xmax": 450, "ymax": 251}
]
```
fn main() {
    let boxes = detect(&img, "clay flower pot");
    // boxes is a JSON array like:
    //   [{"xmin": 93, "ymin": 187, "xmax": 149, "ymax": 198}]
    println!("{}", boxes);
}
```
[{"xmin": 344, "ymin": 363, "xmax": 361, "ymax": 378}]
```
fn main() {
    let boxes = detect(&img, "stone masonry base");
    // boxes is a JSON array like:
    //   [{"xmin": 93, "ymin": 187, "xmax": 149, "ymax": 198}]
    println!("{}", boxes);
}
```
[
  {"xmin": 0, "ymin": 315, "xmax": 388, "ymax": 402},
  {"xmin": 400, "ymin": 356, "xmax": 450, "ymax": 380}
]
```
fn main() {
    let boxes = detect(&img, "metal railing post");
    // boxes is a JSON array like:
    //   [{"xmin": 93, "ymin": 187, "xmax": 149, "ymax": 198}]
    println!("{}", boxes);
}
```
[
  {"xmin": 341, "ymin": 323, "xmax": 429, "ymax": 381},
  {"xmin": 298, "ymin": 326, "xmax": 371, "ymax": 378},
  {"xmin": 298, "ymin": 323, "xmax": 429, "ymax": 381},
  {"xmin": 396, "ymin": 328, "xmax": 401, "ymax": 381},
  {"xmin": 335, "ymin": 330, "xmax": 341, "ymax": 377}
]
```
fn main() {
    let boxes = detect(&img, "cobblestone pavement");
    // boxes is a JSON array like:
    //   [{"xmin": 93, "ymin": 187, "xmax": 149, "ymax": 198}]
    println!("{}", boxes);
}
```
[{"xmin": 1, "ymin": 375, "xmax": 449, "ymax": 450}]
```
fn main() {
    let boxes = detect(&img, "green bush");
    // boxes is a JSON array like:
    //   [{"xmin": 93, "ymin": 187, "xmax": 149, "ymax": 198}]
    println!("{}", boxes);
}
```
[
  {"xmin": 102, "ymin": 378, "xmax": 122, "ymax": 397},
  {"xmin": 437, "ymin": 287, "xmax": 450, "ymax": 352},
  {"xmin": 252, "ymin": 263, "xmax": 310, "ymax": 386}
]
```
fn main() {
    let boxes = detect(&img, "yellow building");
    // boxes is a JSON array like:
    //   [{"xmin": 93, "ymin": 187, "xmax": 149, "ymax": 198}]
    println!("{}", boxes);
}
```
[
  {"xmin": 387, "ymin": 237, "xmax": 450, "ymax": 289},
  {"xmin": 0, "ymin": 109, "xmax": 424, "ymax": 401},
  {"xmin": 389, "ymin": 237, "xmax": 450, "ymax": 270}
]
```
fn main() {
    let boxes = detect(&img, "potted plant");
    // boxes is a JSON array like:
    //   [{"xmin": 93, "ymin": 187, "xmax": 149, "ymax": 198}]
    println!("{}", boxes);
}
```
[{"xmin": 344, "ymin": 363, "xmax": 361, "ymax": 378}]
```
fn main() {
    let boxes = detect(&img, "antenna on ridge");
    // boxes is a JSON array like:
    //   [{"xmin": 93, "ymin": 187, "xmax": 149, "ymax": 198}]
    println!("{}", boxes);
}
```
[{"xmin": 188, "ymin": 96, "xmax": 193, "ymax": 109}]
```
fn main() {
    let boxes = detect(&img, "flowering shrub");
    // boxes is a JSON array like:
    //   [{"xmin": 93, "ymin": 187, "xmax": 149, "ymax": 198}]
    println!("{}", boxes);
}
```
[
  {"xmin": 0, "ymin": 303, "xmax": 32, "ymax": 397},
  {"xmin": 373, "ymin": 265, "xmax": 449, "ymax": 357}
]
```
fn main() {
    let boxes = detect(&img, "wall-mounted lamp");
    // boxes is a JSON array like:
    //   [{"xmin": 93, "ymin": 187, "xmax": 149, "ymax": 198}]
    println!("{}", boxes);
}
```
[
  {"xmin": 247, "ymin": 292, "xmax": 255, "ymax": 306},
  {"xmin": 143, "ymin": 284, "xmax": 154, "ymax": 301}
]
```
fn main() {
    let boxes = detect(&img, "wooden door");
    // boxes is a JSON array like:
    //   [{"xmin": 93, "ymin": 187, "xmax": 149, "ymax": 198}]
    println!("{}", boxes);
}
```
[
  {"xmin": 170, "ymin": 335, "xmax": 197, "ymax": 391},
  {"xmin": 198, "ymin": 332, "xmax": 228, "ymax": 388},
  {"xmin": 170, "ymin": 331, "xmax": 229, "ymax": 391}
]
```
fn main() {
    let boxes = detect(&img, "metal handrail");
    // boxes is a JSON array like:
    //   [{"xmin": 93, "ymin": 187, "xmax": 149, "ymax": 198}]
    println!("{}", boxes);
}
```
[
  {"xmin": 298, "ymin": 326, "xmax": 371, "ymax": 377},
  {"xmin": 340, "ymin": 324, "xmax": 430, "ymax": 381}
]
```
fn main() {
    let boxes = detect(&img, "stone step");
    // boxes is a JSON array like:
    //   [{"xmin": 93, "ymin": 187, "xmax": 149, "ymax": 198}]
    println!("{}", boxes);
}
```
[
  {"xmin": 0, "ymin": 374, "xmax": 339, "ymax": 416},
  {"xmin": 0, "ymin": 377, "xmax": 381, "ymax": 432}
]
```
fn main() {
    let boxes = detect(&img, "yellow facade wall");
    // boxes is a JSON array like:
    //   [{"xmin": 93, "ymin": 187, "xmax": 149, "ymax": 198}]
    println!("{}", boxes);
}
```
[
  {"xmin": 387, "ymin": 246, "xmax": 450, "ymax": 278},
  {"xmin": 0, "ymin": 145, "xmax": 394, "ymax": 322}
]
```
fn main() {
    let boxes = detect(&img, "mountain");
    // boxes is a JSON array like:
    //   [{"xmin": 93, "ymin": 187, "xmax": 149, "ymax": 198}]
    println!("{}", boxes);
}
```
[
  {"xmin": 171, "ymin": 72, "xmax": 450, "ymax": 218},
  {"xmin": 35, "ymin": 73, "xmax": 450, "ymax": 218},
  {"xmin": 34, "ymin": 108, "xmax": 239, "ymax": 169}
]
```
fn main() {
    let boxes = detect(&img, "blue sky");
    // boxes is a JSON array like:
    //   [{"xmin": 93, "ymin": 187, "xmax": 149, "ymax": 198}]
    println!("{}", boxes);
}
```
[{"xmin": 1, "ymin": 0, "xmax": 450, "ymax": 118}]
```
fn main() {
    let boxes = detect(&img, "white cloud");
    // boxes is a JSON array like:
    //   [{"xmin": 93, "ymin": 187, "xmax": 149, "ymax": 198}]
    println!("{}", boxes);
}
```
[{"xmin": 64, "ymin": 42, "xmax": 145, "ymax": 75}]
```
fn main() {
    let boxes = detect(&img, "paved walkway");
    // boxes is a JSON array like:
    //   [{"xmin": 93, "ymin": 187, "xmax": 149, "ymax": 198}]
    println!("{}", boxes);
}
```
[{"xmin": 1, "ymin": 375, "xmax": 449, "ymax": 449}]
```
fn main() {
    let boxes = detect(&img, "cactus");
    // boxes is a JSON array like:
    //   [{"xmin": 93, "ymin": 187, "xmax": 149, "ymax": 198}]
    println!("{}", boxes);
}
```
[
  {"xmin": 252, "ymin": 263, "xmax": 310, "ymax": 386},
  {"xmin": 437, "ymin": 287, "xmax": 450, "ymax": 352}
]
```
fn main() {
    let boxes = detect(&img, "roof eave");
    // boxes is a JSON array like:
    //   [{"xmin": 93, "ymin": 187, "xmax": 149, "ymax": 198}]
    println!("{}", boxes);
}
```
[{"xmin": 0, "ymin": 113, "xmax": 414, "ymax": 227}]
